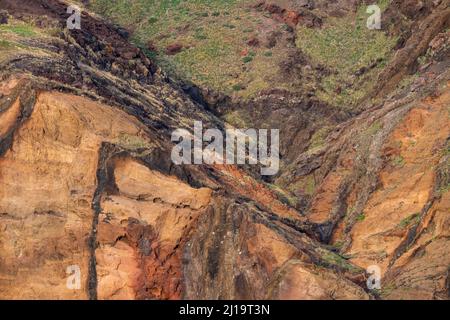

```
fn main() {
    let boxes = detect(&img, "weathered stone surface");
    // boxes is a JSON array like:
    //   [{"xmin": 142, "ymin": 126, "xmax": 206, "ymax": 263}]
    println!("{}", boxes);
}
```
[
  {"xmin": 267, "ymin": 260, "xmax": 369, "ymax": 300},
  {"xmin": 0, "ymin": 0, "xmax": 449, "ymax": 301}
]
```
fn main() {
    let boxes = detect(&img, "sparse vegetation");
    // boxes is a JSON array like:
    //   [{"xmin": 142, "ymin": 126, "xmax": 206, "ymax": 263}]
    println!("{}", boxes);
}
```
[
  {"xmin": 89, "ymin": 0, "xmax": 292, "ymax": 98},
  {"xmin": 308, "ymin": 126, "xmax": 332, "ymax": 153},
  {"xmin": 304, "ymin": 175, "xmax": 316, "ymax": 195},
  {"xmin": 286, "ymin": 174, "xmax": 316, "ymax": 196},
  {"xmin": 379, "ymin": 282, "xmax": 397, "ymax": 298},
  {"xmin": 366, "ymin": 121, "xmax": 383, "ymax": 136},
  {"xmin": 321, "ymin": 250, "xmax": 361, "ymax": 273},
  {"xmin": 0, "ymin": 23, "xmax": 36, "ymax": 37},
  {"xmin": 391, "ymin": 155, "xmax": 405, "ymax": 167},
  {"xmin": 0, "ymin": 39, "xmax": 13, "ymax": 49},
  {"xmin": 398, "ymin": 213, "xmax": 420, "ymax": 229},
  {"xmin": 0, "ymin": 19, "xmax": 59, "ymax": 61},
  {"xmin": 296, "ymin": 4, "xmax": 397, "ymax": 109},
  {"xmin": 437, "ymin": 145, "xmax": 450, "ymax": 195},
  {"xmin": 242, "ymin": 56, "xmax": 253, "ymax": 63},
  {"xmin": 332, "ymin": 240, "xmax": 345, "ymax": 250},
  {"xmin": 115, "ymin": 133, "xmax": 150, "ymax": 150},
  {"xmin": 223, "ymin": 110, "xmax": 248, "ymax": 128},
  {"xmin": 439, "ymin": 183, "xmax": 450, "ymax": 195},
  {"xmin": 91, "ymin": 0, "xmax": 246, "ymax": 94},
  {"xmin": 267, "ymin": 183, "xmax": 298, "ymax": 208},
  {"xmin": 396, "ymin": 73, "xmax": 420, "ymax": 93}
]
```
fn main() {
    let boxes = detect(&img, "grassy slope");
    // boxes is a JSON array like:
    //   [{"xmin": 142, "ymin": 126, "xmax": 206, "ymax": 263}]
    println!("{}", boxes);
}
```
[
  {"xmin": 0, "ymin": 18, "xmax": 60, "ymax": 62},
  {"xmin": 90, "ymin": 0, "xmax": 282, "ymax": 98},
  {"xmin": 86, "ymin": 0, "xmax": 400, "ymax": 203},
  {"xmin": 90, "ymin": 1, "xmax": 397, "ymax": 107},
  {"xmin": 296, "ymin": 2, "xmax": 397, "ymax": 109}
]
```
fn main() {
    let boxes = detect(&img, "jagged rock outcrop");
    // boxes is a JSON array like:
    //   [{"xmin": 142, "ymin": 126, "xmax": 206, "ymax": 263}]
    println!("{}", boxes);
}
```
[
  {"xmin": 0, "ymin": 0, "xmax": 449, "ymax": 300},
  {"xmin": 0, "ymin": 74, "xmax": 367, "ymax": 299}
]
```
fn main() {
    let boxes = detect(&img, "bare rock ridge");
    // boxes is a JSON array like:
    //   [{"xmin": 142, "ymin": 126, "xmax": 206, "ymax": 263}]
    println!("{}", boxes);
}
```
[{"xmin": 0, "ymin": 0, "xmax": 449, "ymax": 300}]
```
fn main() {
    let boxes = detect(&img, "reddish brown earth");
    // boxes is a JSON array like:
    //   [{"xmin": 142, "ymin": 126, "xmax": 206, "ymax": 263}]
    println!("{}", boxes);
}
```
[
  {"xmin": 0, "ymin": 73, "xmax": 366, "ymax": 299},
  {"xmin": 0, "ymin": 0, "xmax": 449, "ymax": 300}
]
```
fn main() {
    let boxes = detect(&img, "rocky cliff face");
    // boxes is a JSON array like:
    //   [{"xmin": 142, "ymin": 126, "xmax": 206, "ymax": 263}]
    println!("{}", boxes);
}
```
[{"xmin": 0, "ymin": 0, "xmax": 449, "ymax": 300}]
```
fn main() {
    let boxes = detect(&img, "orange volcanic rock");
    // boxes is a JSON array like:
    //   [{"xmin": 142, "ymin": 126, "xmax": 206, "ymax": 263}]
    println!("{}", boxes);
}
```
[
  {"xmin": 267, "ymin": 260, "xmax": 369, "ymax": 300},
  {"xmin": 0, "ymin": 85, "xmax": 153, "ymax": 299},
  {"xmin": 347, "ymin": 91, "xmax": 450, "ymax": 273},
  {"xmin": 0, "ymin": 77, "xmax": 365, "ymax": 300},
  {"xmin": 0, "ymin": 0, "xmax": 449, "ymax": 301},
  {"xmin": 96, "ymin": 158, "xmax": 212, "ymax": 299}
]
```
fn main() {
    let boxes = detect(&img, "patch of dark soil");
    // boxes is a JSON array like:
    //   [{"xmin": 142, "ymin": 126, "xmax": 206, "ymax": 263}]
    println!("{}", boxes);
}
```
[
  {"xmin": 166, "ymin": 43, "xmax": 183, "ymax": 55},
  {"xmin": 0, "ymin": 9, "xmax": 8, "ymax": 24},
  {"xmin": 247, "ymin": 37, "xmax": 260, "ymax": 47},
  {"xmin": 278, "ymin": 49, "xmax": 308, "ymax": 80},
  {"xmin": 254, "ymin": 1, "xmax": 322, "ymax": 28}
]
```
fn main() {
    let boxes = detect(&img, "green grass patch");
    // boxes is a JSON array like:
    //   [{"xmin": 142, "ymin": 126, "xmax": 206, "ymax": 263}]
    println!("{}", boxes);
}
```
[
  {"xmin": 321, "ymin": 250, "xmax": 361, "ymax": 273},
  {"xmin": 194, "ymin": 32, "xmax": 208, "ymax": 40},
  {"xmin": 0, "ymin": 39, "xmax": 13, "ymax": 49},
  {"xmin": 267, "ymin": 183, "xmax": 298, "ymax": 208},
  {"xmin": 242, "ymin": 56, "xmax": 253, "ymax": 63},
  {"xmin": 366, "ymin": 121, "xmax": 383, "ymax": 136},
  {"xmin": 398, "ymin": 213, "xmax": 420, "ymax": 229},
  {"xmin": 148, "ymin": 16, "xmax": 159, "ymax": 24},
  {"xmin": 332, "ymin": 240, "xmax": 345, "ymax": 250},
  {"xmin": 223, "ymin": 110, "xmax": 248, "ymax": 128},
  {"xmin": 391, "ymin": 155, "xmax": 405, "ymax": 167},
  {"xmin": 166, "ymin": 38, "xmax": 235, "ymax": 86},
  {"xmin": 379, "ymin": 282, "xmax": 396, "ymax": 298},
  {"xmin": 89, "ymin": 0, "xmax": 278, "ymax": 97},
  {"xmin": 116, "ymin": 133, "xmax": 150, "ymax": 150},
  {"xmin": 287, "ymin": 175, "xmax": 316, "ymax": 196},
  {"xmin": 439, "ymin": 183, "xmax": 450, "ymax": 195},
  {"xmin": 223, "ymin": 23, "xmax": 236, "ymax": 29},
  {"xmin": 0, "ymin": 24, "xmax": 36, "ymax": 37},
  {"xmin": 232, "ymin": 84, "xmax": 243, "ymax": 91},
  {"xmin": 305, "ymin": 175, "xmax": 316, "ymax": 195},
  {"xmin": 308, "ymin": 126, "xmax": 332, "ymax": 152}
]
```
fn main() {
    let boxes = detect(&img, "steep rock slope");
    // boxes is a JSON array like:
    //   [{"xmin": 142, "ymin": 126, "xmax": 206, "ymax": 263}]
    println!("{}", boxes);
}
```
[
  {"xmin": 0, "ymin": 75, "xmax": 367, "ymax": 300},
  {"xmin": 0, "ymin": 0, "xmax": 449, "ymax": 300},
  {"xmin": 0, "ymin": 0, "xmax": 368, "ymax": 300}
]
